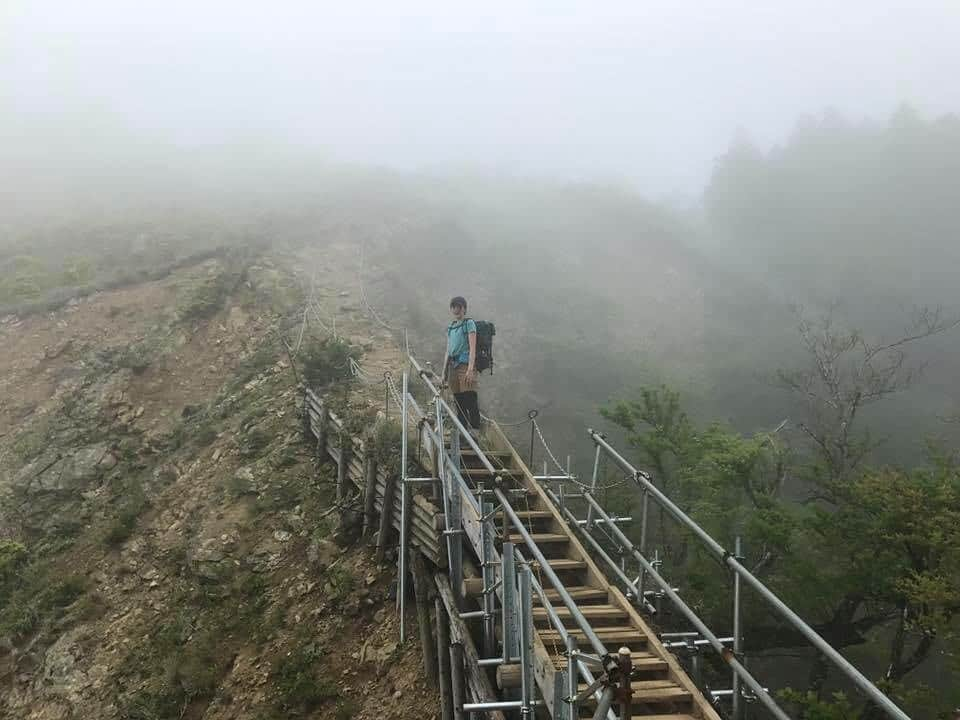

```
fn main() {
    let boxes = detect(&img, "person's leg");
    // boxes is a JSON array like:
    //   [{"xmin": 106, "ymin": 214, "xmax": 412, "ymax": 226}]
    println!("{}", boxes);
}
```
[
  {"xmin": 452, "ymin": 392, "xmax": 469, "ymax": 428},
  {"xmin": 462, "ymin": 391, "xmax": 481, "ymax": 430}
]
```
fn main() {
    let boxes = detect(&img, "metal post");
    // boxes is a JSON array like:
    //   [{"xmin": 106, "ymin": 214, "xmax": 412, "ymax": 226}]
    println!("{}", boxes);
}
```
[
  {"xmin": 398, "ymin": 372, "xmax": 409, "ymax": 642},
  {"xmin": 653, "ymin": 549, "xmax": 662, "ymax": 617},
  {"xmin": 502, "ymin": 542, "xmax": 519, "ymax": 663},
  {"xmin": 566, "ymin": 635, "xmax": 578, "ymax": 720},
  {"xmin": 733, "ymin": 535, "xmax": 744, "ymax": 720},
  {"xmin": 449, "ymin": 456, "xmax": 463, "ymax": 610},
  {"xmin": 519, "ymin": 564, "xmax": 534, "ymax": 718},
  {"xmin": 480, "ymin": 497, "xmax": 496, "ymax": 656},
  {"xmin": 585, "ymin": 444, "xmax": 602, "ymax": 527},
  {"xmin": 687, "ymin": 637, "xmax": 702, "ymax": 686},
  {"xmin": 638, "ymin": 487, "xmax": 649, "ymax": 600},
  {"xmin": 529, "ymin": 420, "xmax": 536, "ymax": 469}
]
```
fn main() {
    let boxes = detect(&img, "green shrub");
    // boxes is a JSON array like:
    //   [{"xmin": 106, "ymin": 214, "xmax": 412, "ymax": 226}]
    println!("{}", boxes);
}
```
[
  {"xmin": 302, "ymin": 338, "xmax": 358, "ymax": 388},
  {"xmin": 325, "ymin": 565, "xmax": 355, "ymax": 602},
  {"xmin": 0, "ymin": 566, "xmax": 86, "ymax": 639},
  {"xmin": 104, "ymin": 480, "xmax": 148, "ymax": 547},
  {"xmin": 114, "ymin": 341, "xmax": 156, "ymax": 374},
  {"xmin": 240, "ymin": 427, "xmax": 272, "ymax": 459},
  {"xmin": 177, "ymin": 271, "xmax": 231, "ymax": 321},
  {"xmin": 270, "ymin": 643, "xmax": 339, "ymax": 711},
  {"xmin": 0, "ymin": 540, "xmax": 28, "ymax": 585}
]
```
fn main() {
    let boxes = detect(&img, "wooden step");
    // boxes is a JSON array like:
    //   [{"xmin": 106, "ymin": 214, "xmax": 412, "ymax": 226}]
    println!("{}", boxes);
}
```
[
  {"xmin": 511, "ymin": 510, "xmax": 554, "ymax": 519},
  {"xmin": 532, "ymin": 605, "xmax": 627, "ymax": 623},
  {"xmin": 531, "ymin": 558, "xmax": 586, "ymax": 572},
  {"xmin": 553, "ymin": 651, "xmax": 668, "ymax": 672},
  {"xmin": 537, "ymin": 586, "xmax": 609, "ymax": 604},
  {"xmin": 458, "ymin": 449, "xmax": 514, "ymax": 458},
  {"xmin": 460, "ymin": 467, "xmax": 521, "ymax": 477},
  {"xmin": 473, "ymin": 487, "xmax": 536, "ymax": 497},
  {"xmin": 538, "ymin": 626, "xmax": 647, "ymax": 645},
  {"xmin": 506, "ymin": 533, "xmax": 568, "ymax": 545},
  {"xmin": 579, "ymin": 680, "xmax": 691, "ymax": 705}
]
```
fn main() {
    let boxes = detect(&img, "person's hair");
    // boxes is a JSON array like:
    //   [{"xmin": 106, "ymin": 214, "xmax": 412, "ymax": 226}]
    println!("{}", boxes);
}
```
[{"xmin": 450, "ymin": 296, "xmax": 467, "ymax": 311}]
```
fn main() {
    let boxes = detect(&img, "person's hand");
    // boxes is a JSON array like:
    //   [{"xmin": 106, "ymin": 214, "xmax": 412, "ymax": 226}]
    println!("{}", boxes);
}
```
[{"xmin": 465, "ymin": 367, "xmax": 477, "ymax": 387}]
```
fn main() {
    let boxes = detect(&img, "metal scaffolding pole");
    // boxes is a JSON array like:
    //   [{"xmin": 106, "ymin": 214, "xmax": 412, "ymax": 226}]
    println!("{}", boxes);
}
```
[
  {"xmin": 584, "ymin": 444, "xmax": 602, "ymax": 527},
  {"xmin": 518, "ymin": 564, "xmax": 534, "ymax": 718},
  {"xmin": 480, "ymin": 497, "xmax": 496, "ymax": 656},
  {"xmin": 398, "ymin": 371, "xmax": 409, "ymax": 642},
  {"xmin": 733, "ymin": 535, "xmax": 744, "ymax": 720},
  {"xmin": 494, "ymin": 488, "xmax": 608, "ymax": 658},
  {"xmin": 501, "ymin": 542, "xmax": 520, "ymax": 663}
]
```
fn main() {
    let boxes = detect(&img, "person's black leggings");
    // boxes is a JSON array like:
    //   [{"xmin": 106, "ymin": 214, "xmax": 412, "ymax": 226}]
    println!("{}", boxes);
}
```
[{"xmin": 453, "ymin": 391, "xmax": 481, "ymax": 430}]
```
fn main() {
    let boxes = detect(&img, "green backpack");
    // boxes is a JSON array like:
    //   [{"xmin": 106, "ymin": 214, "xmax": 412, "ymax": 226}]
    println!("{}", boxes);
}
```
[{"xmin": 466, "ymin": 318, "xmax": 496, "ymax": 374}]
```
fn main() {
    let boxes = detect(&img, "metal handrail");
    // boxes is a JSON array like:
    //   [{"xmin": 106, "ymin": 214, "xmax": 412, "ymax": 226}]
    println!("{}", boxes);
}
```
[
  {"xmin": 520, "ymin": 548, "xmax": 615, "ymax": 720},
  {"xmin": 587, "ymin": 429, "xmax": 911, "ymax": 720},
  {"xmin": 494, "ymin": 487, "xmax": 608, "ymax": 659}
]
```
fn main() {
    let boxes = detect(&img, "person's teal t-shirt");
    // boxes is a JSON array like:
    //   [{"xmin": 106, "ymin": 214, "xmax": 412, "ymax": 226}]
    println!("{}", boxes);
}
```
[{"xmin": 447, "ymin": 319, "xmax": 477, "ymax": 366}]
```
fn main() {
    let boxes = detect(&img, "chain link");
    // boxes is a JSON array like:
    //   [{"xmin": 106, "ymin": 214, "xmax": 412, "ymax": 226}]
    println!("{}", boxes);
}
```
[{"xmin": 534, "ymin": 419, "xmax": 569, "ymax": 476}]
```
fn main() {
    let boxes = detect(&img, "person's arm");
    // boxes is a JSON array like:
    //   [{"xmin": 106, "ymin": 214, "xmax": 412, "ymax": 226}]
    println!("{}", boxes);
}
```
[{"xmin": 467, "ymin": 331, "xmax": 477, "ymax": 375}]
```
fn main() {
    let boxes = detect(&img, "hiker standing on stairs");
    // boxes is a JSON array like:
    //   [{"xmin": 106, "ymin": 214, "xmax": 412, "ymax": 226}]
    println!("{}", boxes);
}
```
[{"xmin": 442, "ymin": 296, "xmax": 482, "ymax": 439}]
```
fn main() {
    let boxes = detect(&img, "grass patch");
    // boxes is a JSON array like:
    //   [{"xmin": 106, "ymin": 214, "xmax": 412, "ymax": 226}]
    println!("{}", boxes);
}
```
[
  {"xmin": 269, "ymin": 642, "xmax": 340, "ymax": 712},
  {"xmin": 0, "ymin": 559, "xmax": 86, "ymax": 640},
  {"xmin": 240, "ymin": 426, "xmax": 272, "ymax": 459},
  {"xmin": 104, "ymin": 478, "xmax": 149, "ymax": 547},
  {"xmin": 324, "ymin": 565, "xmax": 356, "ymax": 602}
]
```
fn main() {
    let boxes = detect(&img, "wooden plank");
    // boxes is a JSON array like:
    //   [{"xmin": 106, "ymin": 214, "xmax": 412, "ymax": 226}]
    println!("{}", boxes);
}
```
[
  {"xmin": 505, "ymin": 533, "xmax": 568, "ymax": 544},
  {"xmin": 531, "ymin": 558, "xmax": 586, "ymax": 572},
  {"xmin": 531, "ymin": 605, "xmax": 627, "ymax": 622},
  {"xmin": 538, "ymin": 627, "xmax": 648, "ymax": 644},
  {"xmin": 536, "ymin": 587, "xmax": 609, "ymax": 603},
  {"xmin": 579, "ymin": 681, "xmax": 692, "ymax": 705}
]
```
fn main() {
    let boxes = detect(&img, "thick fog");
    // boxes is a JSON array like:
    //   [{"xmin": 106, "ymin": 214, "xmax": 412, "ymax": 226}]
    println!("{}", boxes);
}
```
[{"xmin": 3, "ymin": 1, "xmax": 959, "ymax": 196}]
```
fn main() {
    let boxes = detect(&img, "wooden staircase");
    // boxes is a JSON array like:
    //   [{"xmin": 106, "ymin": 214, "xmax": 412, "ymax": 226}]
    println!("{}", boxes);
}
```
[{"xmin": 440, "ymin": 426, "xmax": 721, "ymax": 720}]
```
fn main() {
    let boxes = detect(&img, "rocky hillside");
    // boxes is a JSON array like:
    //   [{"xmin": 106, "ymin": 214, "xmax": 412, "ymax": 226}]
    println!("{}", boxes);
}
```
[{"xmin": 0, "ymin": 242, "xmax": 433, "ymax": 720}]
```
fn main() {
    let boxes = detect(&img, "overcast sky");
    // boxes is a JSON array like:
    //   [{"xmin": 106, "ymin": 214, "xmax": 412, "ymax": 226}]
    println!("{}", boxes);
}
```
[{"xmin": 2, "ymin": 1, "xmax": 959, "ymax": 196}]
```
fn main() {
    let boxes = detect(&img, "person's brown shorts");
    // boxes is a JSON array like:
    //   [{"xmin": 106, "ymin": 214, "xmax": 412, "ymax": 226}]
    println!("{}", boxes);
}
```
[{"xmin": 447, "ymin": 363, "xmax": 478, "ymax": 394}]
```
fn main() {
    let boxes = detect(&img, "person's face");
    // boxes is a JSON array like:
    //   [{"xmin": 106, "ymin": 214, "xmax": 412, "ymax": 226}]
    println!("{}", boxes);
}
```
[{"xmin": 451, "ymin": 304, "xmax": 465, "ymax": 320}]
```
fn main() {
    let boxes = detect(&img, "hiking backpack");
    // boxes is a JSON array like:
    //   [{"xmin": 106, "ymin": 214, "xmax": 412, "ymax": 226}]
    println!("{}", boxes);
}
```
[{"xmin": 467, "ymin": 318, "xmax": 496, "ymax": 374}]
